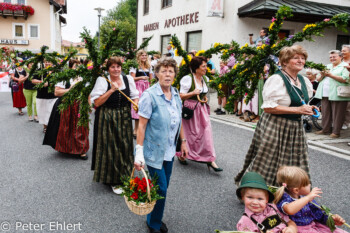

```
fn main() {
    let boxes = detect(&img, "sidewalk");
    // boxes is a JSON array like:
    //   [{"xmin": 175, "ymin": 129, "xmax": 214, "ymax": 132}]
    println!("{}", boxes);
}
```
[{"xmin": 207, "ymin": 92, "xmax": 350, "ymax": 157}]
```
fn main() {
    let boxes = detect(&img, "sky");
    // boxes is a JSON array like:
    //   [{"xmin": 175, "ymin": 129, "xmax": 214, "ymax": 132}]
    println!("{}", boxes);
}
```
[{"xmin": 62, "ymin": 0, "xmax": 121, "ymax": 42}]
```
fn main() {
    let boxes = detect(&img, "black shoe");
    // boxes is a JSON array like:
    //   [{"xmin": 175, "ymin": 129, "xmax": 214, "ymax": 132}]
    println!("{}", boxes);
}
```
[
  {"xmin": 178, "ymin": 157, "xmax": 188, "ymax": 165},
  {"xmin": 160, "ymin": 222, "xmax": 168, "ymax": 233},
  {"xmin": 214, "ymin": 108, "xmax": 221, "ymax": 113},
  {"xmin": 147, "ymin": 224, "xmax": 162, "ymax": 233},
  {"xmin": 216, "ymin": 110, "xmax": 226, "ymax": 115},
  {"xmin": 80, "ymin": 154, "xmax": 88, "ymax": 160},
  {"xmin": 207, "ymin": 162, "xmax": 223, "ymax": 172}
]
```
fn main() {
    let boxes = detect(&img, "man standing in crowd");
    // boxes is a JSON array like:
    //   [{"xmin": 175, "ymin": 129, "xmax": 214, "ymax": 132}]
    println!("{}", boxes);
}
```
[{"xmin": 249, "ymin": 28, "xmax": 268, "ymax": 47}]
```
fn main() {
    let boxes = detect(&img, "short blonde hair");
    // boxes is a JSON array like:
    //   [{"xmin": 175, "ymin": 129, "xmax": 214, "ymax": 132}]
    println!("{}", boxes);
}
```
[
  {"xmin": 279, "ymin": 45, "xmax": 308, "ymax": 68},
  {"xmin": 274, "ymin": 166, "xmax": 310, "ymax": 204}
]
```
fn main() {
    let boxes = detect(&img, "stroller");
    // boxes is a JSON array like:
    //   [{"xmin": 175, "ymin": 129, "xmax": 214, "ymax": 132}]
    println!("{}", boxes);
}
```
[{"xmin": 303, "ymin": 96, "xmax": 322, "ymax": 132}]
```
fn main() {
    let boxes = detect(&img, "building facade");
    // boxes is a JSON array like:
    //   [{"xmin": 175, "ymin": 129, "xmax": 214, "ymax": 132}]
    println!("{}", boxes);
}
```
[
  {"xmin": 137, "ymin": 0, "xmax": 350, "ymax": 66},
  {"xmin": 0, "ymin": 0, "xmax": 67, "ymax": 52},
  {"xmin": 61, "ymin": 40, "xmax": 88, "ymax": 60}
]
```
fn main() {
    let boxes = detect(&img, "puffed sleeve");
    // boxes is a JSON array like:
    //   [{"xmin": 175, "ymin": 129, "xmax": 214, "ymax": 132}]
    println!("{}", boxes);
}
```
[
  {"xmin": 276, "ymin": 193, "xmax": 293, "ymax": 215},
  {"xmin": 138, "ymin": 91, "xmax": 152, "ymax": 119},
  {"xmin": 302, "ymin": 75, "xmax": 314, "ymax": 100},
  {"xmin": 90, "ymin": 76, "xmax": 108, "ymax": 104},
  {"xmin": 127, "ymin": 75, "xmax": 140, "ymax": 99},
  {"xmin": 180, "ymin": 75, "xmax": 192, "ymax": 94},
  {"xmin": 129, "ymin": 67, "xmax": 136, "ymax": 75},
  {"xmin": 55, "ymin": 81, "xmax": 66, "ymax": 89},
  {"xmin": 341, "ymin": 65, "xmax": 350, "ymax": 82},
  {"xmin": 261, "ymin": 74, "xmax": 288, "ymax": 109}
]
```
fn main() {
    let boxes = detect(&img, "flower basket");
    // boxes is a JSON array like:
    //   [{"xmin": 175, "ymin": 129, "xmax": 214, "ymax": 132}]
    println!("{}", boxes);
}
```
[
  {"xmin": 14, "ymin": 9, "xmax": 24, "ymax": 16},
  {"xmin": 122, "ymin": 168, "xmax": 158, "ymax": 216},
  {"xmin": 3, "ymin": 9, "xmax": 13, "ymax": 16}
]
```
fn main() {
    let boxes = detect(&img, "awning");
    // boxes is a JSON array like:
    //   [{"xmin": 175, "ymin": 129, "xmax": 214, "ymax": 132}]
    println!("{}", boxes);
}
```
[{"xmin": 238, "ymin": 0, "xmax": 350, "ymax": 24}]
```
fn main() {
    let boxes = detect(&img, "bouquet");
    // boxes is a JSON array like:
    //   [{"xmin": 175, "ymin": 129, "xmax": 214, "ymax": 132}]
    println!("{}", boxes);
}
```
[{"xmin": 122, "ymin": 168, "xmax": 164, "ymax": 215}]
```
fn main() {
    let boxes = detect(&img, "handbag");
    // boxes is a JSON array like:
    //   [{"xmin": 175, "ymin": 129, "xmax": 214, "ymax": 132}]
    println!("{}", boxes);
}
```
[
  {"xmin": 337, "ymin": 85, "xmax": 350, "ymax": 97},
  {"xmin": 182, "ymin": 101, "xmax": 199, "ymax": 119}
]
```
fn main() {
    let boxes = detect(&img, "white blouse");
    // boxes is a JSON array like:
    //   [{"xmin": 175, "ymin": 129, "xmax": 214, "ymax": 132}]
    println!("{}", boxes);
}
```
[
  {"xmin": 55, "ymin": 77, "xmax": 82, "ymax": 89},
  {"xmin": 180, "ymin": 75, "xmax": 209, "ymax": 94},
  {"xmin": 90, "ymin": 75, "xmax": 139, "ymax": 104},
  {"xmin": 261, "ymin": 74, "xmax": 313, "ymax": 109}
]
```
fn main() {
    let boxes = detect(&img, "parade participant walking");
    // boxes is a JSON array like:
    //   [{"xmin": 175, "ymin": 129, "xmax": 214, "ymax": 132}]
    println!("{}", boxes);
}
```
[
  {"xmin": 130, "ymin": 50, "xmax": 153, "ymax": 138},
  {"xmin": 10, "ymin": 65, "xmax": 27, "ymax": 115},
  {"xmin": 314, "ymin": 50, "xmax": 350, "ymax": 138},
  {"xmin": 340, "ymin": 45, "xmax": 350, "ymax": 130},
  {"xmin": 91, "ymin": 57, "xmax": 139, "ymax": 194},
  {"xmin": 134, "ymin": 57, "xmax": 188, "ymax": 233},
  {"xmin": 177, "ymin": 56, "xmax": 223, "ymax": 172},
  {"xmin": 34, "ymin": 60, "xmax": 58, "ymax": 133},
  {"xmin": 43, "ymin": 59, "xmax": 89, "ymax": 160},
  {"xmin": 235, "ymin": 45, "xmax": 314, "ymax": 186},
  {"xmin": 22, "ymin": 63, "xmax": 39, "ymax": 122}
]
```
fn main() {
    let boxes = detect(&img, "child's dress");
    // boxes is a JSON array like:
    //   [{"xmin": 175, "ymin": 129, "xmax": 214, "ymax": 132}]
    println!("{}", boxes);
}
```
[
  {"xmin": 277, "ymin": 192, "xmax": 348, "ymax": 233},
  {"xmin": 237, "ymin": 204, "xmax": 290, "ymax": 232}
]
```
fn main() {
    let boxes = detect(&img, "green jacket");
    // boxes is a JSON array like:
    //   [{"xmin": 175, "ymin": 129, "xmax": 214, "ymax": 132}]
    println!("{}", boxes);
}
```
[{"xmin": 314, "ymin": 62, "xmax": 350, "ymax": 101}]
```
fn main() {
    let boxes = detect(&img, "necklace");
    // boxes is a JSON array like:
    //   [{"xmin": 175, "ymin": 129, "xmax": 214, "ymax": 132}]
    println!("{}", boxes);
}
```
[{"xmin": 282, "ymin": 70, "xmax": 298, "ymax": 86}]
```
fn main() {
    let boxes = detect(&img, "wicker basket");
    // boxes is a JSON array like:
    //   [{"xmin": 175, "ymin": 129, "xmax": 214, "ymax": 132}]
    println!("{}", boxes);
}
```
[{"xmin": 124, "ymin": 168, "xmax": 156, "ymax": 215}]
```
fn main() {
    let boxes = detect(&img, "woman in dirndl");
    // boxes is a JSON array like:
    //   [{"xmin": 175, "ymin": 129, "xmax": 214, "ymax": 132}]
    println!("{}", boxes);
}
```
[
  {"xmin": 35, "ymin": 60, "xmax": 58, "ymax": 133},
  {"xmin": 43, "ymin": 59, "xmax": 89, "ymax": 160},
  {"xmin": 176, "ymin": 56, "xmax": 223, "ymax": 172},
  {"xmin": 235, "ymin": 45, "xmax": 316, "ymax": 187},
  {"xmin": 90, "ymin": 57, "xmax": 139, "ymax": 194},
  {"xmin": 130, "ymin": 50, "xmax": 153, "ymax": 138},
  {"xmin": 10, "ymin": 65, "xmax": 27, "ymax": 115}
]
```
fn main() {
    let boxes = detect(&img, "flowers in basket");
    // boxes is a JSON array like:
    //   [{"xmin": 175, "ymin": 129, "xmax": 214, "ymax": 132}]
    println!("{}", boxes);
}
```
[{"xmin": 122, "ymin": 172, "xmax": 164, "ymax": 205}]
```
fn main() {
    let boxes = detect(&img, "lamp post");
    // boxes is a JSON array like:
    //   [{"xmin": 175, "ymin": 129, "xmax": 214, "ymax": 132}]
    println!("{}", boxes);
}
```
[{"xmin": 94, "ymin": 7, "xmax": 105, "ymax": 48}]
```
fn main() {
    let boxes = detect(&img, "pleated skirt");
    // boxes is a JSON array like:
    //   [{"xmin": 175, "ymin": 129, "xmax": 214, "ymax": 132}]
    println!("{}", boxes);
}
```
[
  {"xmin": 234, "ymin": 112, "xmax": 310, "ymax": 187},
  {"xmin": 55, "ymin": 101, "xmax": 89, "ymax": 154},
  {"xmin": 92, "ymin": 105, "xmax": 134, "ymax": 185}
]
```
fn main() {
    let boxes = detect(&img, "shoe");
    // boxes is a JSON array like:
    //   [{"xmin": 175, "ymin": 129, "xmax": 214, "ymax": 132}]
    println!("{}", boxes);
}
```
[
  {"xmin": 18, "ymin": 112, "xmax": 24, "ymax": 116},
  {"xmin": 216, "ymin": 110, "xmax": 226, "ymax": 115},
  {"xmin": 348, "ymin": 142, "xmax": 350, "ymax": 146},
  {"xmin": 28, "ymin": 116, "xmax": 33, "ymax": 121},
  {"xmin": 34, "ymin": 116, "xmax": 39, "ymax": 122},
  {"xmin": 147, "ymin": 223, "xmax": 162, "ymax": 233},
  {"xmin": 111, "ymin": 186, "xmax": 124, "ymax": 195},
  {"xmin": 207, "ymin": 162, "xmax": 223, "ymax": 172},
  {"xmin": 329, "ymin": 133, "xmax": 340, "ymax": 138},
  {"xmin": 178, "ymin": 157, "xmax": 188, "ymax": 165},
  {"xmin": 80, "ymin": 154, "xmax": 88, "ymax": 160},
  {"xmin": 236, "ymin": 112, "xmax": 243, "ymax": 116},
  {"xmin": 214, "ymin": 108, "xmax": 221, "ymax": 113},
  {"xmin": 160, "ymin": 222, "xmax": 168, "ymax": 233},
  {"xmin": 315, "ymin": 130, "xmax": 329, "ymax": 135},
  {"xmin": 342, "ymin": 124, "xmax": 348, "ymax": 130}
]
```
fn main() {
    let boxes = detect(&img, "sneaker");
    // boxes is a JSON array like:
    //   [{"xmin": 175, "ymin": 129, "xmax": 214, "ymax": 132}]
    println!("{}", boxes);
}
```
[
  {"xmin": 28, "ymin": 116, "xmax": 33, "ymax": 121},
  {"xmin": 214, "ymin": 108, "xmax": 221, "ymax": 113},
  {"xmin": 342, "ymin": 124, "xmax": 348, "ymax": 130},
  {"xmin": 216, "ymin": 110, "xmax": 226, "ymax": 115},
  {"xmin": 111, "ymin": 186, "xmax": 123, "ymax": 195}
]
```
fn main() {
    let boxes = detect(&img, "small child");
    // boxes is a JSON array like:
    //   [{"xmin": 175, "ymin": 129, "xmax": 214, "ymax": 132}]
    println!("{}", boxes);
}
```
[
  {"xmin": 274, "ymin": 166, "xmax": 348, "ymax": 233},
  {"xmin": 236, "ymin": 172, "xmax": 297, "ymax": 233}
]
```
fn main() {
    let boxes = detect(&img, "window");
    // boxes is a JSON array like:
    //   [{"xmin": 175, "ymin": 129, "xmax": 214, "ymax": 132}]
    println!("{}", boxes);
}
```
[
  {"xmin": 144, "ymin": 0, "xmax": 149, "ymax": 15},
  {"xmin": 4, "ymin": 0, "xmax": 11, "ymax": 3},
  {"xmin": 29, "ymin": 24, "xmax": 39, "ymax": 39},
  {"xmin": 13, "ymin": 23, "xmax": 25, "ymax": 38},
  {"xmin": 161, "ymin": 35, "xmax": 171, "ymax": 55},
  {"xmin": 186, "ymin": 31, "xmax": 202, "ymax": 52},
  {"xmin": 336, "ymin": 35, "xmax": 350, "ymax": 50},
  {"xmin": 162, "ymin": 0, "xmax": 172, "ymax": 8},
  {"xmin": 17, "ymin": 0, "xmax": 26, "ymax": 5}
]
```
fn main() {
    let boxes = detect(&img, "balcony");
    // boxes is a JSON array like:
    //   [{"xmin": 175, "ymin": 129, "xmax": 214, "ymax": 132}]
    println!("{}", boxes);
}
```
[{"xmin": 0, "ymin": 3, "xmax": 35, "ymax": 20}]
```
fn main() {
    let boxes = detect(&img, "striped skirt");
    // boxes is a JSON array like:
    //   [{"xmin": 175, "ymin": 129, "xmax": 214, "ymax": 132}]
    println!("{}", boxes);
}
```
[
  {"xmin": 55, "ymin": 101, "xmax": 89, "ymax": 154},
  {"xmin": 92, "ymin": 105, "xmax": 134, "ymax": 185},
  {"xmin": 234, "ymin": 112, "xmax": 310, "ymax": 187}
]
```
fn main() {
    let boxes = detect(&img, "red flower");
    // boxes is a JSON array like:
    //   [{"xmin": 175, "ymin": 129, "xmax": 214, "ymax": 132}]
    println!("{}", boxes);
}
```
[
  {"xmin": 130, "ymin": 192, "xmax": 138, "ymax": 200},
  {"xmin": 134, "ymin": 177, "xmax": 140, "ymax": 184}
]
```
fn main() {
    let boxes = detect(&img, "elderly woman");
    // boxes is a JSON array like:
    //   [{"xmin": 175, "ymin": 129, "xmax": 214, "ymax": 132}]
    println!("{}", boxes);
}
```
[
  {"xmin": 43, "ymin": 59, "xmax": 89, "ymax": 160},
  {"xmin": 235, "ymin": 45, "xmax": 315, "ymax": 186},
  {"xmin": 314, "ymin": 50, "xmax": 350, "ymax": 138},
  {"xmin": 134, "ymin": 57, "xmax": 188, "ymax": 233},
  {"xmin": 341, "ymin": 45, "xmax": 350, "ymax": 130},
  {"xmin": 130, "ymin": 50, "xmax": 153, "ymax": 138},
  {"xmin": 177, "ymin": 56, "xmax": 222, "ymax": 171},
  {"xmin": 90, "ymin": 57, "xmax": 139, "ymax": 194}
]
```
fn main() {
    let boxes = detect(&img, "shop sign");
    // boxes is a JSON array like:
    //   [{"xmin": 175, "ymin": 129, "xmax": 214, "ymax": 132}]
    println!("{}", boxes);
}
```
[
  {"xmin": 164, "ymin": 12, "xmax": 199, "ymax": 28},
  {"xmin": 207, "ymin": 0, "xmax": 224, "ymax": 18},
  {"xmin": 144, "ymin": 22, "xmax": 159, "ymax": 32},
  {"xmin": 0, "ymin": 39, "xmax": 29, "ymax": 45}
]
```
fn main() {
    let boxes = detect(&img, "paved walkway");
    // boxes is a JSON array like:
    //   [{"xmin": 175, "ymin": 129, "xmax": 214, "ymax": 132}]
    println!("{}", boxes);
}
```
[{"xmin": 207, "ymin": 92, "xmax": 350, "ymax": 157}]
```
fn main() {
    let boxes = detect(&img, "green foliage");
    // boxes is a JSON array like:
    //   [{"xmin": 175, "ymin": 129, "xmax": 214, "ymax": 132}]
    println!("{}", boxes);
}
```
[{"xmin": 305, "ymin": 61, "xmax": 327, "ymax": 71}]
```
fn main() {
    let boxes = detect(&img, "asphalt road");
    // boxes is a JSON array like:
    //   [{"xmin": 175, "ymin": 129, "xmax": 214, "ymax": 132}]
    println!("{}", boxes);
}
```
[{"xmin": 0, "ymin": 92, "xmax": 349, "ymax": 233}]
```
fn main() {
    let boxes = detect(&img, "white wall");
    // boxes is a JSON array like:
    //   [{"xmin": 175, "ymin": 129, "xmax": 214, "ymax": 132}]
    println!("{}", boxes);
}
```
[{"xmin": 138, "ymin": 0, "xmax": 350, "ymax": 67}]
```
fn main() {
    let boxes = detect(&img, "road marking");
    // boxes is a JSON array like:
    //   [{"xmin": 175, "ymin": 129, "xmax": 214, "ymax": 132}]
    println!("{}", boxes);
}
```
[{"xmin": 211, "ymin": 117, "xmax": 350, "ymax": 161}]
